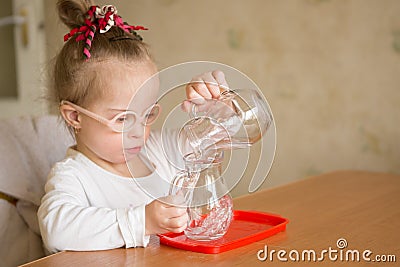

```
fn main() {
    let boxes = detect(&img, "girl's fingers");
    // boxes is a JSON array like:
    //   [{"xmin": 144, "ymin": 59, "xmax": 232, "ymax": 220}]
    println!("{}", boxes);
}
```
[
  {"xmin": 187, "ymin": 71, "xmax": 227, "ymax": 100},
  {"xmin": 201, "ymin": 72, "xmax": 221, "ymax": 98},
  {"xmin": 167, "ymin": 224, "xmax": 187, "ymax": 233},
  {"xmin": 183, "ymin": 70, "xmax": 229, "ymax": 113},
  {"xmin": 212, "ymin": 70, "xmax": 229, "ymax": 91},
  {"xmin": 164, "ymin": 214, "xmax": 189, "ymax": 232},
  {"xmin": 157, "ymin": 209, "xmax": 188, "ymax": 232},
  {"xmin": 181, "ymin": 100, "xmax": 192, "ymax": 112},
  {"xmin": 204, "ymin": 81, "xmax": 220, "ymax": 98},
  {"xmin": 189, "ymin": 82, "xmax": 212, "ymax": 99},
  {"xmin": 165, "ymin": 206, "xmax": 187, "ymax": 218},
  {"xmin": 187, "ymin": 84, "xmax": 208, "ymax": 105},
  {"xmin": 164, "ymin": 225, "xmax": 186, "ymax": 233}
]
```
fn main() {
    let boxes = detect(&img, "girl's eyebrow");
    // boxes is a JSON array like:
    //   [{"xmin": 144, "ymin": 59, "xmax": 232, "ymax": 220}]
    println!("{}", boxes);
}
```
[
  {"xmin": 108, "ymin": 108, "xmax": 127, "ymax": 112},
  {"xmin": 108, "ymin": 104, "xmax": 155, "ymax": 114}
]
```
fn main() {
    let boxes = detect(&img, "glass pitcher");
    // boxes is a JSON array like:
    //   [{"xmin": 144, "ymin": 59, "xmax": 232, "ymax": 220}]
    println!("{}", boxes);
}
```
[
  {"xmin": 179, "ymin": 88, "xmax": 273, "ymax": 158},
  {"xmin": 169, "ymin": 152, "xmax": 233, "ymax": 241}
]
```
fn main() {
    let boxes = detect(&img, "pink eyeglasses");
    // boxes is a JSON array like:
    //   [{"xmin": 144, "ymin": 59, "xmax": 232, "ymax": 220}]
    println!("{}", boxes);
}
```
[{"xmin": 61, "ymin": 100, "xmax": 161, "ymax": 133}]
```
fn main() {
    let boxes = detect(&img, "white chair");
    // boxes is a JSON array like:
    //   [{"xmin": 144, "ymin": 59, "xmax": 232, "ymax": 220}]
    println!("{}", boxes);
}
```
[{"xmin": 0, "ymin": 115, "xmax": 73, "ymax": 266}]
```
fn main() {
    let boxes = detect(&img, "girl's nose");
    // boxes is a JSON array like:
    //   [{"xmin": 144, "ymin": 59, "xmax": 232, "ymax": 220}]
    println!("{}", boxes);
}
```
[{"xmin": 126, "ymin": 122, "xmax": 145, "ymax": 139}]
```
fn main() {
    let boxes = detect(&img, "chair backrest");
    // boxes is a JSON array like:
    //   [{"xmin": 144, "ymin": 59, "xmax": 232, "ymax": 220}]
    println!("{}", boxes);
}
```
[
  {"xmin": 0, "ymin": 115, "xmax": 74, "ymax": 266},
  {"xmin": 0, "ymin": 115, "xmax": 74, "ymax": 205}
]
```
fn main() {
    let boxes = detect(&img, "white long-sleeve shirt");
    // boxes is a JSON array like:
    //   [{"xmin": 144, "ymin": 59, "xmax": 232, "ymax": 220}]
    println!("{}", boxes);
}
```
[{"xmin": 38, "ymin": 130, "xmax": 186, "ymax": 253}]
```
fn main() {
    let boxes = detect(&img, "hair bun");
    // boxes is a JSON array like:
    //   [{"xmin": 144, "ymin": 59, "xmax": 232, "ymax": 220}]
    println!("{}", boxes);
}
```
[{"xmin": 57, "ymin": 0, "xmax": 95, "ymax": 29}]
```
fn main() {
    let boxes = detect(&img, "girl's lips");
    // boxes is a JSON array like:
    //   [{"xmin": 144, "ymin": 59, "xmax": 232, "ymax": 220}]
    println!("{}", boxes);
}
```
[{"xmin": 125, "ymin": 147, "xmax": 142, "ymax": 154}]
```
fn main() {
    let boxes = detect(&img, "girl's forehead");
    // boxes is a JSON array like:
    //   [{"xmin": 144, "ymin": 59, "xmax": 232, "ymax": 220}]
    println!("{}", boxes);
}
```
[
  {"xmin": 99, "ymin": 59, "xmax": 157, "ymax": 85},
  {"xmin": 95, "ymin": 60, "xmax": 159, "ymax": 110}
]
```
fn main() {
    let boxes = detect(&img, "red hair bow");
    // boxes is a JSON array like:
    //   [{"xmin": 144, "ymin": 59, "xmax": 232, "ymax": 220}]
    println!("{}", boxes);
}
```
[{"xmin": 63, "ymin": 5, "xmax": 147, "ymax": 60}]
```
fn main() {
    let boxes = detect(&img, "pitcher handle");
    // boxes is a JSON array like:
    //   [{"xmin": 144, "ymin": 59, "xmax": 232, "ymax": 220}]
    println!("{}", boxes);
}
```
[
  {"xmin": 169, "ymin": 170, "xmax": 189, "ymax": 195},
  {"xmin": 189, "ymin": 102, "xmax": 198, "ymax": 119}
]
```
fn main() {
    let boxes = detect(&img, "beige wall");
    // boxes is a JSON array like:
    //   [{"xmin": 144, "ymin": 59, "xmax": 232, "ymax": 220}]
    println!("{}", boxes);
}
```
[{"xmin": 44, "ymin": 0, "xmax": 400, "ymax": 196}]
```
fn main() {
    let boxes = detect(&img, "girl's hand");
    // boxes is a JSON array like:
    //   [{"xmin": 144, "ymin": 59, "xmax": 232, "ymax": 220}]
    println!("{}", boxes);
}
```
[
  {"xmin": 145, "ymin": 195, "xmax": 188, "ymax": 235},
  {"xmin": 182, "ymin": 70, "xmax": 229, "ymax": 112}
]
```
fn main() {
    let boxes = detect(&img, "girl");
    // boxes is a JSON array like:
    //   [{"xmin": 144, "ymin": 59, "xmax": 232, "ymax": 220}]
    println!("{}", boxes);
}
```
[{"xmin": 38, "ymin": 0, "xmax": 227, "ymax": 253}]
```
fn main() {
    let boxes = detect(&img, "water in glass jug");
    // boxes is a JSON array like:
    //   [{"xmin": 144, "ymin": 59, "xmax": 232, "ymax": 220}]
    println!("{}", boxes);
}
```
[{"xmin": 169, "ymin": 152, "xmax": 233, "ymax": 241}]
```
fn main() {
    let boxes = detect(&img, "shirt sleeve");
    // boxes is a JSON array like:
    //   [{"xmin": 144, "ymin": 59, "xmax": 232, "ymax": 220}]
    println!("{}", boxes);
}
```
[{"xmin": 37, "ymin": 168, "xmax": 149, "ymax": 253}]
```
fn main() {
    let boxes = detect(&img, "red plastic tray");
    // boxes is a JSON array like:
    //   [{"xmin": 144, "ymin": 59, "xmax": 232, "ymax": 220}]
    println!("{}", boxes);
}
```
[{"xmin": 158, "ymin": 210, "xmax": 289, "ymax": 254}]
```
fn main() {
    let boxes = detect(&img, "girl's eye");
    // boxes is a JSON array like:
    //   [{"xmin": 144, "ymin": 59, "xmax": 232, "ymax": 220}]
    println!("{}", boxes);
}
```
[
  {"xmin": 145, "ymin": 112, "xmax": 158, "ymax": 124},
  {"xmin": 145, "ymin": 112, "xmax": 155, "ymax": 119},
  {"xmin": 116, "ymin": 117, "xmax": 127, "ymax": 123},
  {"xmin": 115, "ymin": 114, "xmax": 136, "ymax": 125},
  {"xmin": 144, "ymin": 106, "xmax": 160, "ymax": 123}
]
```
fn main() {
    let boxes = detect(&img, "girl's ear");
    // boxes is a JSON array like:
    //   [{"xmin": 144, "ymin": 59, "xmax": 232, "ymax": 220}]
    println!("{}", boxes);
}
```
[{"xmin": 60, "ymin": 104, "xmax": 81, "ymax": 130}]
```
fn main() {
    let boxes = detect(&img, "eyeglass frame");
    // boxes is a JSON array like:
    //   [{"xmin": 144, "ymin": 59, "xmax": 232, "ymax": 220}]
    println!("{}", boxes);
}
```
[{"xmin": 60, "ymin": 100, "xmax": 161, "ymax": 133}]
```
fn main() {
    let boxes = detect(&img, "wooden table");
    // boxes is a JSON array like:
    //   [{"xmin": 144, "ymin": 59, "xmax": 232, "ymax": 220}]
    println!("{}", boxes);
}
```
[{"xmin": 22, "ymin": 171, "xmax": 400, "ymax": 266}]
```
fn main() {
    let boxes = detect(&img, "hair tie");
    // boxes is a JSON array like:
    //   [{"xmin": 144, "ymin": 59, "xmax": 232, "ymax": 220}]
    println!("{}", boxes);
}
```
[{"xmin": 63, "ymin": 5, "xmax": 147, "ymax": 60}]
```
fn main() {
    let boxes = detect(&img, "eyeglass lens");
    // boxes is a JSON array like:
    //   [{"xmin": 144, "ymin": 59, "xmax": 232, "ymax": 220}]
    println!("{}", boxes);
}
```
[{"xmin": 113, "ymin": 105, "xmax": 160, "ymax": 132}]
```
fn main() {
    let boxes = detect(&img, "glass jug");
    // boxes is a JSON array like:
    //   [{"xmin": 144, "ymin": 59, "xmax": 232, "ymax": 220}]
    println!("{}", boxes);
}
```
[
  {"xmin": 179, "ymin": 88, "xmax": 273, "ymax": 158},
  {"xmin": 169, "ymin": 152, "xmax": 233, "ymax": 241}
]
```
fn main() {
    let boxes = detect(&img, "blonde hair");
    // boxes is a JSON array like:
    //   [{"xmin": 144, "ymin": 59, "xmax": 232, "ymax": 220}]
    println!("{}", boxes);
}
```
[{"xmin": 50, "ymin": 0, "xmax": 151, "ymax": 108}]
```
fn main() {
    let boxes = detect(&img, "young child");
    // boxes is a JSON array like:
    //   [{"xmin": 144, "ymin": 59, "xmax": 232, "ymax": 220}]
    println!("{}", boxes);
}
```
[{"xmin": 38, "ymin": 0, "xmax": 228, "ymax": 253}]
